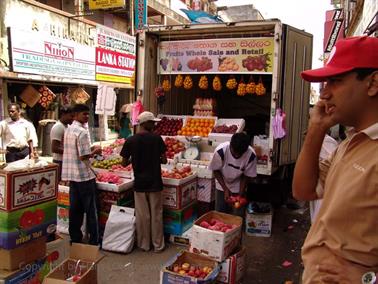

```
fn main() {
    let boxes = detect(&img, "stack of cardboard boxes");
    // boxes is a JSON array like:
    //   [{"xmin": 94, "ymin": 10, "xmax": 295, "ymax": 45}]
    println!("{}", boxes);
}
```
[
  {"xmin": 162, "ymin": 174, "xmax": 198, "ymax": 237},
  {"xmin": 0, "ymin": 165, "xmax": 58, "ymax": 283}
]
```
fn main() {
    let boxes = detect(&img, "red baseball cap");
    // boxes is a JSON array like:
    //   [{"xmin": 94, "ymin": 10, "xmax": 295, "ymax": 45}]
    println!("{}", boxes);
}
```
[{"xmin": 301, "ymin": 36, "xmax": 378, "ymax": 82}]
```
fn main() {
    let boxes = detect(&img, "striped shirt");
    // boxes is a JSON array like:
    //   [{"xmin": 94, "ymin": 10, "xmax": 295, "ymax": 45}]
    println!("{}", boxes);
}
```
[{"xmin": 61, "ymin": 121, "xmax": 94, "ymax": 182}]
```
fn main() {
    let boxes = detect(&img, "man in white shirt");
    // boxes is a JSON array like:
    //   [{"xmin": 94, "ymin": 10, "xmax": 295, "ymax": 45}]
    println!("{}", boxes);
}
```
[
  {"xmin": 209, "ymin": 132, "xmax": 257, "ymax": 213},
  {"xmin": 50, "ymin": 106, "xmax": 74, "ymax": 181},
  {"xmin": 0, "ymin": 103, "xmax": 38, "ymax": 162}
]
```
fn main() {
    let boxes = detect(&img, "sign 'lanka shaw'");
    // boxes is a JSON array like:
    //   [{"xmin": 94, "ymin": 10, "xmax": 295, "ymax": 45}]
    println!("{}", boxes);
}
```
[{"xmin": 95, "ymin": 25, "xmax": 136, "ymax": 84}]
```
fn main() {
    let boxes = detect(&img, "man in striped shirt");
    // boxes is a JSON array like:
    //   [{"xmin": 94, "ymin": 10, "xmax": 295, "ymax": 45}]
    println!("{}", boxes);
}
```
[{"xmin": 62, "ymin": 104, "xmax": 102, "ymax": 245}]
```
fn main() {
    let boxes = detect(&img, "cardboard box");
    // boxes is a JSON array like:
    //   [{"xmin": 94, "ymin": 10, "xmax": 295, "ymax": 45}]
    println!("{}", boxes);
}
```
[
  {"xmin": 162, "ymin": 178, "xmax": 197, "ymax": 210},
  {"xmin": 95, "ymin": 178, "xmax": 134, "ymax": 193},
  {"xmin": 0, "ymin": 236, "xmax": 46, "ymax": 270},
  {"xmin": 43, "ymin": 243, "xmax": 104, "ymax": 284},
  {"xmin": 46, "ymin": 234, "xmax": 68, "ymax": 270},
  {"xmin": 245, "ymin": 202, "xmax": 273, "ymax": 237},
  {"xmin": 0, "ymin": 200, "xmax": 57, "ymax": 249},
  {"xmin": 197, "ymin": 178, "xmax": 215, "ymax": 203},
  {"xmin": 160, "ymin": 251, "xmax": 220, "ymax": 284},
  {"xmin": 0, "ymin": 165, "xmax": 58, "ymax": 212},
  {"xmin": 0, "ymin": 257, "xmax": 46, "ymax": 284},
  {"xmin": 98, "ymin": 189, "xmax": 134, "ymax": 213},
  {"xmin": 168, "ymin": 227, "xmax": 193, "ymax": 246},
  {"xmin": 217, "ymin": 247, "xmax": 246, "ymax": 284},
  {"xmin": 163, "ymin": 202, "xmax": 197, "ymax": 235},
  {"xmin": 190, "ymin": 211, "xmax": 242, "ymax": 262},
  {"xmin": 57, "ymin": 186, "xmax": 69, "ymax": 207},
  {"xmin": 57, "ymin": 205, "xmax": 86, "ymax": 236}
]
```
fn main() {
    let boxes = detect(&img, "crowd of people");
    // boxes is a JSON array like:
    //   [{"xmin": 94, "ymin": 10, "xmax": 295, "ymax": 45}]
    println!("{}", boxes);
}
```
[{"xmin": 0, "ymin": 35, "xmax": 376, "ymax": 283}]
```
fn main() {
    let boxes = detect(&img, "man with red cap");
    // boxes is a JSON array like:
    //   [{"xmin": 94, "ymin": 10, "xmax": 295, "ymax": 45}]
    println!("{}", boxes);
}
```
[{"xmin": 293, "ymin": 36, "xmax": 378, "ymax": 284}]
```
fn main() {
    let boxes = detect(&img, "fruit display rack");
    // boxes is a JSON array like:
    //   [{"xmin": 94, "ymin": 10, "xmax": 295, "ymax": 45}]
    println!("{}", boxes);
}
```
[{"xmin": 208, "ymin": 118, "xmax": 246, "ymax": 144}]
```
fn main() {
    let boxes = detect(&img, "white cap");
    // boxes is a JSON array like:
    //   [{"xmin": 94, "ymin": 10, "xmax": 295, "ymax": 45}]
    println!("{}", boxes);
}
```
[
  {"xmin": 120, "ymin": 104, "xmax": 132, "ymax": 113},
  {"xmin": 137, "ymin": 111, "xmax": 161, "ymax": 125}
]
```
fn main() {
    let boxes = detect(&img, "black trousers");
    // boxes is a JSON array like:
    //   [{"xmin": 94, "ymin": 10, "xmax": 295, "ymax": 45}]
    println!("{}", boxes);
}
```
[
  {"xmin": 69, "ymin": 179, "xmax": 99, "ymax": 245},
  {"xmin": 5, "ymin": 147, "xmax": 29, "ymax": 163}
]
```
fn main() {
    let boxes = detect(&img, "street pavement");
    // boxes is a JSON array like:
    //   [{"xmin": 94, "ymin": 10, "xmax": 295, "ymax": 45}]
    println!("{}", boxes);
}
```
[{"xmin": 95, "ymin": 205, "xmax": 310, "ymax": 284}]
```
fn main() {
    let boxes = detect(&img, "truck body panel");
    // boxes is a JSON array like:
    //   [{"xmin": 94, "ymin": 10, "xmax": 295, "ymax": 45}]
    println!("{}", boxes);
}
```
[{"xmin": 136, "ymin": 20, "xmax": 312, "ymax": 176}]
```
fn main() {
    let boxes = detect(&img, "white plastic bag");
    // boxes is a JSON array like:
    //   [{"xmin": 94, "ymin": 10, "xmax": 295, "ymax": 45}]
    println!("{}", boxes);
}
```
[{"xmin": 102, "ymin": 205, "xmax": 135, "ymax": 253}]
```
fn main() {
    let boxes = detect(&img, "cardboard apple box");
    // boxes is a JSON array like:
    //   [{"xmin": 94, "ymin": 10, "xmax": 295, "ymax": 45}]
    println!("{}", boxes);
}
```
[
  {"xmin": 160, "ymin": 250, "xmax": 220, "ymax": 284},
  {"xmin": 46, "ymin": 234, "xmax": 68, "ymax": 270},
  {"xmin": 217, "ymin": 246, "xmax": 246, "ymax": 284},
  {"xmin": 190, "ymin": 211, "xmax": 242, "ymax": 262},
  {"xmin": 43, "ymin": 243, "xmax": 104, "ymax": 284},
  {"xmin": 0, "ymin": 236, "xmax": 46, "ymax": 270}
]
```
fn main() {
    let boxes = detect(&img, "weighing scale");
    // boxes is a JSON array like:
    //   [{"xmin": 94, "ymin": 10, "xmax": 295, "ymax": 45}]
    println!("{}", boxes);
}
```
[{"xmin": 183, "ymin": 136, "xmax": 202, "ymax": 160}]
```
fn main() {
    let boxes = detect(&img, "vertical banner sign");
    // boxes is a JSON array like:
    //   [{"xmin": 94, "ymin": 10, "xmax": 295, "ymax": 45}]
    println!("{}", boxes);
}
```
[
  {"xmin": 324, "ymin": 9, "xmax": 345, "ymax": 55},
  {"xmin": 95, "ymin": 25, "xmax": 136, "ymax": 84},
  {"xmin": 158, "ymin": 37, "xmax": 274, "ymax": 74},
  {"xmin": 135, "ymin": 0, "xmax": 147, "ymax": 32}
]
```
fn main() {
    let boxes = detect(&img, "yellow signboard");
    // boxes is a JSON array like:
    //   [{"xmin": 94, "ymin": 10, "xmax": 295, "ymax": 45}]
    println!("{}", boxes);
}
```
[{"xmin": 89, "ymin": 0, "xmax": 125, "ymax": 10}]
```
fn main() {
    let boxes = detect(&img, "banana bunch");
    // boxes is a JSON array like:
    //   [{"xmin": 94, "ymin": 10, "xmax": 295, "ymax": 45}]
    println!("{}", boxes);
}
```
[
  {"xmin": 246, "ymin": 82, "xmax": 256, "ymax": 94},
  {"xmin": 199, "ymin": 75, "xmax": 208, "ymax": 90},
  {"xmin": 237, "ymin": 82, "xmax": 247, "ymax": 96},
  {"xmin": 255, "ymin": 81, "xmax": 266, "ymax": 96},
  {"xmin": 226, "ymin": 77, "xmax": 237, "ymax": 90},
  {"xmin": 174, "ymin": 75, "xmax": 183, "ymax": 88},
  {"xmin": 212, "ymin": 76, "xmax": 222, "ymax": 91},
  {"xmin": 184, "ymin": 75, "xmax": 193, "ymax": 90}
]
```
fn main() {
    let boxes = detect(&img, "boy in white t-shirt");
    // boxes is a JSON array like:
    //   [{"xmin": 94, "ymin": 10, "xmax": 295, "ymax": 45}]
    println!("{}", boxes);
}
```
[
  {"xmin": 209, "ymin": 133, "xmax": 257, "ymax": 213},
  {"xmin": 50, "ymin": 106, "xmax": 74, "ymax": 181}
]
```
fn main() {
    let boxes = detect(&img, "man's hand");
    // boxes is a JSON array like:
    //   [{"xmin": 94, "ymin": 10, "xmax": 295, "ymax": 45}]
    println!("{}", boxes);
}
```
[
  {"xmin": 91, "ymin": 146, "xmax": 102, "ymax": 156},
  {"xmin": 309, "ymin": 100, "xmax": 339, "ymax": 131},
  {"xmin": 317, "ymin": 264, "xmax": 364, "ymax": 284}
]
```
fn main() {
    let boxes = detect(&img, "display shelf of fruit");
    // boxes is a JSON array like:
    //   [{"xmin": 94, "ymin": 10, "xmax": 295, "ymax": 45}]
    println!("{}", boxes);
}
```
[
  {"xmin": 183, "ymin": 75, "xmax": 193, "ymax": 90},
  {"xmin": 226, "ymin": 195, "xmax": 248, "ymax": 209},
  {"xmin": 198, "ymin": 75, "xmax": 208, "ymax": 90},
  {"xmin": 164, "ymin": 137, "xmax": 186, "ymax": 159},
  {"xmin": 154, "ymin": 117, "xmax": 184, "ymax": 136},
  {"xmin": 178, "ymin": 117, "xmax": 216, "ymax": 137},
  {"xmin": 212, "ymin": 75, "xmax": 222, "ymax": 91},
  {"xmin": 161, "ymin": 166, "xmax": 196, "ymax": 186},
  {"xmin": 208, "ymin": 118, "xmax": 245, "ymax": 143},
  {"xmin": 92, "ymin": 157, "xmax": 122, "ymax": 170},
  {"xmin": 199, "ymin": 218, "xmax": 238, "ymax": 232},
  {"xmin": 226, "ymin": 76, "xmax": 237, "ymax": 90},
  {"xmin": 111, "ymin": 164, "xmax": 133, "ymax": 178},
  {"xmin": 211, "ymin": 124, "xmax": 238, "ymax": 134},
  {"xmin": 174, "ymin": 74, "xmax": 183, "ymax": 88},
  {"xmin": 192, "ymin": 98, "xmax": 215, "ymax": 111},
  {"xmin": 96, "ymin": 172, "xmax": 134, "ymax": 192}
]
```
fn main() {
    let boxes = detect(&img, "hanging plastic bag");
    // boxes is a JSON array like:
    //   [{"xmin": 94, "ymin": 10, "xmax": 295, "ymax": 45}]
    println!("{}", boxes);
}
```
[
  {"xmin": 272, "ymin": 108, "xmax": 286, "ymax": 139},
  {"xmin": 102, "ymin": 205, "xmax": 136, "ymax": 253},
  {"xmin": 131, "ymin": 100, "xmax": 145, "ymax": 125}
]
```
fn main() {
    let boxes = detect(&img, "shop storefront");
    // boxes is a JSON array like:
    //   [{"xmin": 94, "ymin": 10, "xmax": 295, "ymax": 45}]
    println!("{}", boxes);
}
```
[{"xmin": 0, "ymin": 0, "xmax": 135, "ymax": 152}]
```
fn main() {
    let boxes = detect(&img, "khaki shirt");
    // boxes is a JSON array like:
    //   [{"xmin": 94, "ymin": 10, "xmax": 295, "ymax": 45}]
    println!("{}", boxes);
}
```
[{"xmin": 302, "ymin": 123, "xmax": 378, "ymax": 283}]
